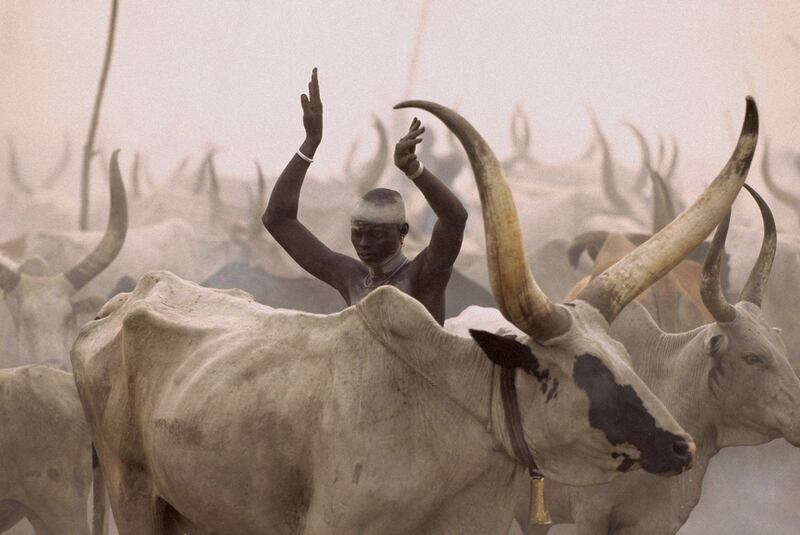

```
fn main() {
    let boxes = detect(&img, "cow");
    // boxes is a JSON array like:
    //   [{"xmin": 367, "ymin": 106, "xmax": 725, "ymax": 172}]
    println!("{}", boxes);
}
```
[
  {"xmin": 565, "ymin": 234, "xmax": 713, "ymax": 332},
  {"xmin": 0, "ymin": 151, "xmax": 127, "ymax": 369},
  {"xmin": 0, "ymin": 365, "xmax": 104, "ymax": 535},
  {"xmin": 201, "ymin": 260, "xmax": 495, "ymax": 318},
  {"xmin": 1, "ymin": 136, "xmax": 74, "ymax": 241},
  {"xmin": 514, "ymin": 185, "xmax": 800, "ymax": 535},
  {"xmin": 72, "ymin": 98, "xmax": 757, "ymax": 534}
]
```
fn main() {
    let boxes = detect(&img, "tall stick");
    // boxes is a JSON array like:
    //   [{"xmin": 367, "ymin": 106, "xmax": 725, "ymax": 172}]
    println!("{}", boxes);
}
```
[
  {"xmin": 396, "ymin": 0, "xmax": 433, "ymax": 211},
  {"xmin": 402, "ymin": 0, "xmax": 433, "ymax": 101},
  {"xmin": 79, "ymin": 0, "xmax": 119, "ymax": 230}
]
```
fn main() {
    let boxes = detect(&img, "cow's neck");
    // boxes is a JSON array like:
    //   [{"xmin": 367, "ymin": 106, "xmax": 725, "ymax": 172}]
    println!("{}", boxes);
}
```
[
  {"xmin": 397, "ymin": 325, "xmax": 535, "ymax": 470},
  {"xmin": 356, "ymin": 302, "xmax": 496, "ymax": 427},
  {"xmin": 626, "ymin": 325, "xmax": 722, "ymax": 453},
  {"xmin": 359, "ymin": 305, "xmax": 524, "ymax": 460}
]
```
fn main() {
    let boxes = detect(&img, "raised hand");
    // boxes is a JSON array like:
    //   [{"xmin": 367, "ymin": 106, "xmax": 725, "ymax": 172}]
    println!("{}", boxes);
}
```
[
  {"xmin": 394, "ymin": 117, "xmax": 425, "ymax": 174},
  {"xmin": 301, "ymin": 68, "xmax": 323, "ymax": 145}
]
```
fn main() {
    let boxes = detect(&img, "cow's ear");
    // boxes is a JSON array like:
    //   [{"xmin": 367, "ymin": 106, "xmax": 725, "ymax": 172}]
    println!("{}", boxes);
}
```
[
  {"xmin": 470, "ymin": 329, "xmax": 535, "ymax": 369},
  {"xmin": 704, "ymin": 333, "xmax": 728, "ymax": 356}
]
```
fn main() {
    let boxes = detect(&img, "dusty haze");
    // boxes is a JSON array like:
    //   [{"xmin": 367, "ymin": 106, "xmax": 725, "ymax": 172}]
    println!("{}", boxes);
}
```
[
  {"xmin": 2, "ymin": 2, "xmax": 800, "ymax": 535},
  {"xmin": 2, "ymin": 0, "xmax": 800, "ymax": 185}
]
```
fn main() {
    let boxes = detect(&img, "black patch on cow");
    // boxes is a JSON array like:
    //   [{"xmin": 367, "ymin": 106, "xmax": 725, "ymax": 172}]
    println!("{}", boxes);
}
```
[
  {"xmin": 573, "ymin": 353, "xmax": 688, "ymax": 474},
  {"xmin": 612, "ymin": 451, "xmax": 638, "ymax": 472},
  {"xmin": 470, "ymin": 329, "xmax": 548, "ymax": 383}
]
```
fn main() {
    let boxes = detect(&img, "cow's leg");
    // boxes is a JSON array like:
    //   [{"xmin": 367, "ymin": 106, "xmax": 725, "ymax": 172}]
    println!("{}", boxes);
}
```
[
  {"xmin": 106, "ymin": 494, "xmax": 163, "ymax": 535},
  {"xmin": 103, "ymin": 469, "xmax": 163, "ymax": 535},
  {"xmin": 0, "ymin": 500, "xmax": 26, "ymax": 532}
]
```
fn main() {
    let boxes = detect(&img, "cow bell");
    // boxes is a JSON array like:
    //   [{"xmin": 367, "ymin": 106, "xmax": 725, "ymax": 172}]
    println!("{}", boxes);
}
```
[{"xmin": 529, "ymin": 477, "xmax": 552, "ymax": 526}]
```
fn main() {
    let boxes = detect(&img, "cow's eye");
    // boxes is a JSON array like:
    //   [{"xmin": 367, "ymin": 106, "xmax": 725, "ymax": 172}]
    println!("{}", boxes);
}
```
[{"xmin": 742, "ymin": 353, "xmax": 766, "ymax": 366}]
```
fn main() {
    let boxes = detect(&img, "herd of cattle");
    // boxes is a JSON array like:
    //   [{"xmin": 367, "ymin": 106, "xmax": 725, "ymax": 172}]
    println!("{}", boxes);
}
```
[{"xmin": 1, "ymin": 94, "xmax": 800, "ymax": 534}]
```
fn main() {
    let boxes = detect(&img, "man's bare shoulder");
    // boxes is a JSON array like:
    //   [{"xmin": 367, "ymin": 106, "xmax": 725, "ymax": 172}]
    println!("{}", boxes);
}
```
[{"xmin": 408, "ymin": 247, "xmax": 454, "ymax": 281}]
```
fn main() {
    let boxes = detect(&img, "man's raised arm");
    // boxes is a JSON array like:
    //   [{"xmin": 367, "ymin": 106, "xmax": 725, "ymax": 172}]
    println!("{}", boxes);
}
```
[
  {"xmin": 262, "ymin": 68, "xmax": 354, "ymax": 290},
  {"xmin": 395, "ymin": 118, "xmax": 468, "ymax": 270}
]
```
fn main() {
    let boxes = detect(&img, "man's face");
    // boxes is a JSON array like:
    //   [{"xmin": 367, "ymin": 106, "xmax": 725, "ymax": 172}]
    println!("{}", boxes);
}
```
[{"xmin": 351, "ymin": 221, "xmax": 405, "ymax": 266}]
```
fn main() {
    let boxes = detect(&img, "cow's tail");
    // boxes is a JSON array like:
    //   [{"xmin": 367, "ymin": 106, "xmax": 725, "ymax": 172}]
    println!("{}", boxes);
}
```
[{"xmin": 91, "ymin": 443, "xmax": 108, "ymax": 535}]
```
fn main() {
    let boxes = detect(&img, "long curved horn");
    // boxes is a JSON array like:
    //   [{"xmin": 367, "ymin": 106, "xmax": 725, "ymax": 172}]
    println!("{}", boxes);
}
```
[
  {"xmin": 649, "ymin": 166, "xmax": 677, "ymax": 233},
  {"xmin": 511, "ymin": 103, "xmax": 532, "ymax": 155},
  {"xmin": 256, "ymin": 161, "xmax": 266, "ymax": 208},
  {"xmin": 64, "ymin": 150, "xmax": 128, "ymax": 291},
  {"xmin": 577, "ymin": 97, "xmax": 758, "ymax": 323},
  {"xmin": 662, "ymin": 134, "xmax": 680, "ymax": 181},
  {"xmin": 355, "ymin": 115, "xmax": 389, "ymax": 194},
  {"xmin": 592, "ymin": 114, "xmax": 634, "ymax": 215},
  {"xmin": 41, "ymin": 134, "xmax": 72, "ymax": 190},
  {"xmin": 6, "ymin": 137, "xmax": 35, "ymax": 194},
  {"xmin": 130, "ymin": 152, "xmax": 141, "ymax": 198},
  {"xmin": 624, "ymin": 122, "xmax": 652, "ymax": 192},
  {"xmin": 700, "ymin": 210, "xmax": 737, "ymax": 323},
  {"xmin": 740, "ymin": 184, "xmax": 776, "ymax": 306},
  {"xmin": 760, "ymin": 138, "xmax": 800, "ymax": 214},
  {"xmin": 655, "ymin": 133, "xmax": 666, "ymax": 171},
  {"xmin": 206, "ymin": 152, "xmax": 220, "ymax": 203},
  {"xmin": 205, "ymin": 152, "xmax": 222, "ymax": 228},
  {"xmin": 395, "ymin": 100, "xmax": 571, "ymax": 340},
  {"xmin": 193, "ymin": 151, "xmax": 212, "ymax": 195}
]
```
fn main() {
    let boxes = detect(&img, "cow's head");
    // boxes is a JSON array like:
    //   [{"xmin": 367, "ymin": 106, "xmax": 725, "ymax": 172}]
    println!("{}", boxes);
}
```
[
  {"xmin": 699, "ymin": 185, "xmax": 800, "ymax": 448},
  {"xmin": 396, "ymin": 97, "xmax": 757, "ymax": 485},
  {"xmin": 0, "ymin": 151, "xmax": 127, "ymax": 369}
]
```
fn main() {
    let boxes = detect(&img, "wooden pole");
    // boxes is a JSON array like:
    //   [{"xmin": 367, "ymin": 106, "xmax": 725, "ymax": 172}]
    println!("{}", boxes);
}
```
[{"xmin": 79, "ymin": 0, "xmax": 119, "ymax": 230}]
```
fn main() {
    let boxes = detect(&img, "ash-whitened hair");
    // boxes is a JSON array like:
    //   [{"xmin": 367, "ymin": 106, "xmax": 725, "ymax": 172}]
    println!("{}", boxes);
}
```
[{"xmin": 350, "ymin": 188, "xmax": 406, "ymax": 224}]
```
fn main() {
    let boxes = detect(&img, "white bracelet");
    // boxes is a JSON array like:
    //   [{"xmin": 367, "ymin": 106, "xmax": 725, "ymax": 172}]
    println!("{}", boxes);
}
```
[
  {"xmin": 406, "ymin": 161, "xmax": 424, "ymax": 181},
  {"xmin": 296, "ymin": 149, "xmax": 314, "ymax": 163}
]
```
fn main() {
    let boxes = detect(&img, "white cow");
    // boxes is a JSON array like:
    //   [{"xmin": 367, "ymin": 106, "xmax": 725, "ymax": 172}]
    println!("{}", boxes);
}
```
[
  {"xmin": 0, "ymin": 151, "xmax": 127, "ymax": 369},
  {"xmin": 0, "ymin": 365, "xmax": 104, "ymax": 535},
  {"xmin": 514, "ymin": 185, "xmax": 800, "ymax": 535}
]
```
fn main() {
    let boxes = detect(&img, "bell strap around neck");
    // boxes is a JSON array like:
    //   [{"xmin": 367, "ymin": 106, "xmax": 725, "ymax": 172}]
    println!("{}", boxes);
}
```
[{"xmin": 500, "ymin": 366, "xmax": 542, "ymax": 479}]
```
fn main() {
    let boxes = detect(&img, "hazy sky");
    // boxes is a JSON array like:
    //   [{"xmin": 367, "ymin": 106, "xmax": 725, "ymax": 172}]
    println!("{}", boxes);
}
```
[{"xmin": 2, "ymin": 1, "xmax": 799, "ymax": 184}]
